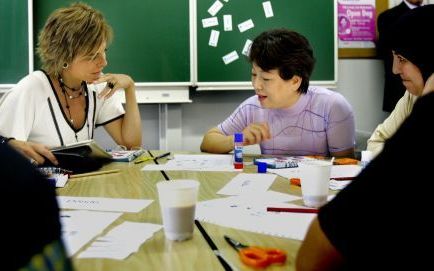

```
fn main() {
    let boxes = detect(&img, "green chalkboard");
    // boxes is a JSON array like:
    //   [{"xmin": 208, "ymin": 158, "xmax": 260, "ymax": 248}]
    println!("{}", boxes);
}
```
[
  {"xmin": 0, "ymin": 1, "xmax": 28, "ymax": 84},
  {"xmin": 197, "ymin": 0, "xmax": 335, "ymax": 83},
  {"xmin": 1, "ymin": 1, "xmax": 335, "ymax": 87},
  {"xmin": 33, "ymin": 0, "xmax": 190, "ymax": 83}
]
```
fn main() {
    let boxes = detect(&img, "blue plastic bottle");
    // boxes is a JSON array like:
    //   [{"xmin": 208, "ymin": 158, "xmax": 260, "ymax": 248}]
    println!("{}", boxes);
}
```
[{"xmin": 234, "ymin": 133, "xmax": 243, "ymax": 169}]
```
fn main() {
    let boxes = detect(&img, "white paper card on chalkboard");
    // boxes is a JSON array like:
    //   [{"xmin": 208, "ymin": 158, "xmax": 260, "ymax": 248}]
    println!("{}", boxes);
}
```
[
  {"xmin": 222, "ymin": 51, "xmax": 239, "ymax": 65},
  {"xmin": 242, "ymin": 39, "xmax": 253, "ymax": 56},
  {"xmin": 208, "ymin": 0, "xmax": 224, "ymax": 16},
  {"xmin": 263, "ymin": 1, "xmax": 274, "ymax": 18},
  {"xmin": 209, "ymin": 30, "xmax": 220, "ymax": 47},
  {"xmin": 202, "ymin": 17, "xmax": 219, "ymax": 28},
  {"xmin": 223, "ymin": 15, "xmax": 233, "ymax": 31},
  {"xmin": 238, "ymin": 19, "xmax": 254, "ymax": 33}
]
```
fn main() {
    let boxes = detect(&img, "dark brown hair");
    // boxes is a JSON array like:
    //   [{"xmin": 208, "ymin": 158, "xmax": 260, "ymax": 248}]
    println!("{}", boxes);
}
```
[{"xmin": 249, "ymin": 28, "xmax": 315, "ymax": 94}]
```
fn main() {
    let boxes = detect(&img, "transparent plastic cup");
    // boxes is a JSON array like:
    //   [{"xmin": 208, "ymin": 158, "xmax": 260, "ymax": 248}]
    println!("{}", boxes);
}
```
[{"xmin": 156, "ymin": 180, "xmax": 200, "ymax": 241}]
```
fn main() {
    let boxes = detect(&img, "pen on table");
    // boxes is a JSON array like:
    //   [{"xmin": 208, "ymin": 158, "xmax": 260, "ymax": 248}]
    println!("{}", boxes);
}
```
[
  {"xmin": 153, "ymin": 152, "xmax": 171, "ymax": 160},
  {"xmin": 69, "ymin": 169, "xmax": 120, "ymax": 179},
  {"xmin": 331, "ymin": 177, "xmax": 355, "ymax": 181},
  {"xmin": 134, "ymin": 156, "xmax": 153, "ymax": 164},
  {"xmin": 134, "ymin": 152, "xmax": 171, "ymax": 164},
  {"xmin": 266, "ymin": 207, "xmax": 318, "ymax": 214}
]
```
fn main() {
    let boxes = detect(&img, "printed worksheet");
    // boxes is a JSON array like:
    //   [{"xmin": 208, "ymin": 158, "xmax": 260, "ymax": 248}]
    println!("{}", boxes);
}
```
[
  {"xmin": 142, "ymin": 154, "xmax": 240, "ymax": 172},
  {"xmin": 57, "ymin": 196, "xmax": 153, "ymax": 213}
]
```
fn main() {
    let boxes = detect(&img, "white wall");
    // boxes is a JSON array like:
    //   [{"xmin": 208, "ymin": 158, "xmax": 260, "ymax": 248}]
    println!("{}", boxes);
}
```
[
  {"xmin": 95, "ymin": 104, "xmax": 160, "ymax": 150},
  {"xmin": 337, "ymin": 59, "xmax": 389, "ymax": 139}
]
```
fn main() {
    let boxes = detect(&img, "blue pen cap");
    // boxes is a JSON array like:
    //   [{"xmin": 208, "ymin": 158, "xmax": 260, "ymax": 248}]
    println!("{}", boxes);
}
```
[{"xmin": 234, "ymin": 133, "xmax": 243, "ymax": 142}]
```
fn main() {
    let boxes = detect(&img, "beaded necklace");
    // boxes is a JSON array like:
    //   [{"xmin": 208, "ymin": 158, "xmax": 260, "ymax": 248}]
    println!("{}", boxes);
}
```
[
  {"xmin": 57, "ymin": 76, "xmax": 90, "ymax": 142},
  {"xmin": 58, "ymin": 76, "xmax": 85, "ymax": 99}
]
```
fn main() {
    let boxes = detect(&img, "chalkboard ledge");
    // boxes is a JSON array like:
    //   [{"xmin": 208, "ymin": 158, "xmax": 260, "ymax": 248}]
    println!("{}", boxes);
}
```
[
  {"xmin": 113, "ymin": 87, "xmax": 192, "ymax": 104},
  {"xmin": 195, "ymin": 81, "xmax": 337, "ymax": 91},
  {"xmin": 1, "ymin": 84, "xmax": 191, "ymax": 104},
  {"xmin": 0, "ymin": 85, "xmax": 16, "ymax": 92}
]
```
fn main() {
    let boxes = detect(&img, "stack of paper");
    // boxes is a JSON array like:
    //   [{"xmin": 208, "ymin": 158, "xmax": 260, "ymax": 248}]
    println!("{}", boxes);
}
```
[
  {"xmin": 77, "ymin": 222, "xmax": 162, "ymax": 260},
  {"xmin": 61, "ymin": 210, "xmax": 122, "ymax": 256}
]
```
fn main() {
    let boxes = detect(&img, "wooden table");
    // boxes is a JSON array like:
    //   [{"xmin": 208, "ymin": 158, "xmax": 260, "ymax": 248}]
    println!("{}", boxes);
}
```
[{"xmin": 57, "ymin": 152, "xmax": 307, "ymax": 271}]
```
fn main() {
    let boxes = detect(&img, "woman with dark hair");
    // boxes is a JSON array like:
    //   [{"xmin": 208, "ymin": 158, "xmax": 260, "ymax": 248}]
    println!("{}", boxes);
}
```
[
  {"xmin": 367, "ymin": 3, "xmax": 434, "ymax": 157},
  {"xmin": 297, "ymin": 5, "xmax": 434, "ymax": 270},
  {"xmin": 201, "ymin": 29, "xmax": 355, "ymax": 157}
]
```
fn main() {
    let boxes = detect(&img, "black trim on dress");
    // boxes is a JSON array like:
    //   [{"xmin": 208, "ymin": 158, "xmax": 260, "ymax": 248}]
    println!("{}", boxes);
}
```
[
  {"xmin": 47, "ymin": 98, "xmax": 64, "ymax": 146},
  {"xmin": 95, "ymin": 114, "xmax": 124, "ymax": 128}
]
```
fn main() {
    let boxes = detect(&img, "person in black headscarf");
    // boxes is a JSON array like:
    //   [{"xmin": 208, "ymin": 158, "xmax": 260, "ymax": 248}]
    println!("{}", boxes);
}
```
[
  {"xmin": 367, "ymin": 3, "xmax": 434, "ymax": 157},
  {"xmin": 297, "ymin": 5, "xmax": 434, "ymax": 270},
  {"xmin": 377, "ymin": 0, "xmax": 423, "ymax": 112}
]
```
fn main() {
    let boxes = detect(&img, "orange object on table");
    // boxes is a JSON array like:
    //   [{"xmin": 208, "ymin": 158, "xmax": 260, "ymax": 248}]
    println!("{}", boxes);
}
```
[
  {"xmin": 290, "ymin": 177, "xmax": 301, "ymax": 186},
  {"xmin": 333, "ymin": 157, "xmax": 359, "ymax": 165},
  {"xmin": 225, "ymin": 236, "xmax": 287, "ymax": 268}
]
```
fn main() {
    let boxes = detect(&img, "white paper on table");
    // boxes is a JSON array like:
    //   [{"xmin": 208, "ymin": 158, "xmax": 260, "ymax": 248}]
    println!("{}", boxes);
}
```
[
  {"xmin": 217, "ymin": 173, "xmax": 277, "ymax": 195},
  {"xmin": 268, "ymin": 167, "xmax": 301, "ymax": 179},
  {"xmin": 196, "ymin": 195, "xmax": 315, "ymax": 240},
  {"xmin": 53, "ymin": 174, "xmax": 69, "ymax": 187},
  {"xmin": 57, "ymin": 196, "xmax": 153, "ymax": 213},
  {"xmin": 60, "ymin": 210, "xmax": 121, "ymax": 256},
  {"xmin": 329, "ymin": 179, "xmax": 351, "ymax": 191},
  {"xmin": 331, "ymin": 165, "xmax": 362, "ymax": 179},
  {"xmin": 142, "ymin": 154, "xmax": 240, "ymax": 172},
  {"xmin": 268, "ymin": 164, "xmax": 362, "ymax": 180},
  {"xmin": 237, "ymin": 190, "xmax": 301, "ymax": 204},
  {"xmin": 77, "ymin": 222, "xmax": 162, "ymax": 260}
]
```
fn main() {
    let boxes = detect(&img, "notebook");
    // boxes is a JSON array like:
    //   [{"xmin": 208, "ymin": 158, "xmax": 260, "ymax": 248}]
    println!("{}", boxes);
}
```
[{"xmin": 51, "ymin": 139, "xmax": 112, "ymax": 160}]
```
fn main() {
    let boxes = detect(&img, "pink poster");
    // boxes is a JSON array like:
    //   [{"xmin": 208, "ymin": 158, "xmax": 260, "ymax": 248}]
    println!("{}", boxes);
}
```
[{"xmin": 338, "ymin": 0, "xmax": 376, "ymax": 48}]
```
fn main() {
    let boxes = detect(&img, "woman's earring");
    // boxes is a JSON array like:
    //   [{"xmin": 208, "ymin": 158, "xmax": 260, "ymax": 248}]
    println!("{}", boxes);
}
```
[{"xmin": 63, "ymin": 63, "xmax": 69, "ymax": 69}]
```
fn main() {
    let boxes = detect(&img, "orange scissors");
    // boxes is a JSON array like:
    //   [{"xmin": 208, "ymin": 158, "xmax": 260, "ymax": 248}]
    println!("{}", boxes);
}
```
[{"xmin": 224, "ymin": 235, "xmax": 287, "ymax": 268}]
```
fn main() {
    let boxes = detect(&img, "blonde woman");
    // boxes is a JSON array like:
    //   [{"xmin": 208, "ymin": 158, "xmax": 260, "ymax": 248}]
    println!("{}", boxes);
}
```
[{"xmin": 0, "ymin": 2, "xmax": 142, "ymax": 165}]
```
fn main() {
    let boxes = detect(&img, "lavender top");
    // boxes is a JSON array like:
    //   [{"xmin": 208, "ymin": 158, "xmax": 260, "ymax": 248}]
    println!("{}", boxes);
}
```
[{"xmin": 218, "ymin": 87, "xmax": 355, "ymax": 156}]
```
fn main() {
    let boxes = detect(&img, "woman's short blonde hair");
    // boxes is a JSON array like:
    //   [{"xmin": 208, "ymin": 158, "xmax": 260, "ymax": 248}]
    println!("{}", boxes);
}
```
[{"xmin": 37, "ymin": 2, "xmax": 113, "ymax": 76}]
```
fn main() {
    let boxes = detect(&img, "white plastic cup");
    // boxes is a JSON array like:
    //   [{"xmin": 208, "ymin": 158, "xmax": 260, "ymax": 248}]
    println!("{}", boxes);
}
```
[
  {"xmin": 361, "ymin": 150, "xmax": 373, "ymax": 168},
  {"xmin": 156, "ymin": 180, "xmax": 200, "ymax": 241},
  {"xmin": 298, "ymin": 160, "xmax": 332, "ymax": 208}
]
